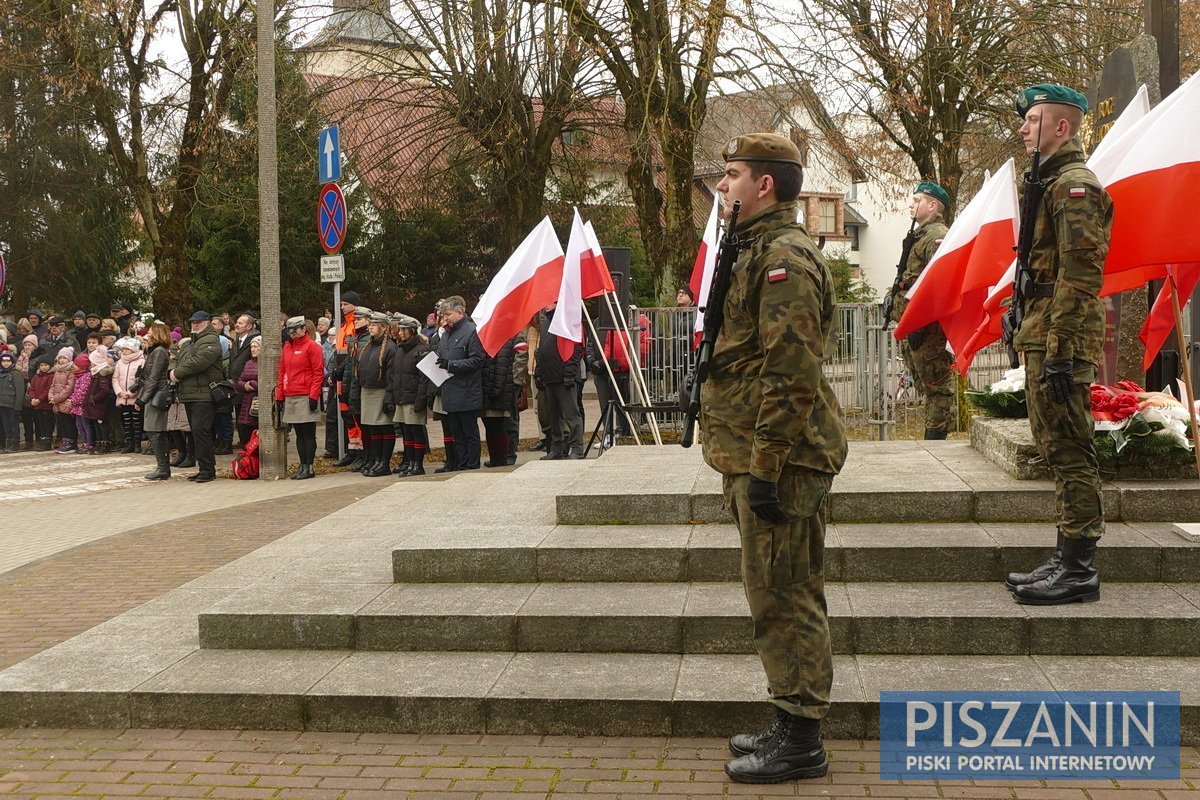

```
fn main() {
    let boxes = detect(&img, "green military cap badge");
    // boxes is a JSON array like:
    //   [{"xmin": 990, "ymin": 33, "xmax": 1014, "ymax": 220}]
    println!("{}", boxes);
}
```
[
  {"xmin": 1015, "ymin": 83, "xmax": 1088, "ymax": 117},
  {"xmin": 914, "ymin": 181, "xmax": 950, "ymax": 208},
  {"xmin": 723, "ymin": 132, "xmax": 803, "ymax": 167}
]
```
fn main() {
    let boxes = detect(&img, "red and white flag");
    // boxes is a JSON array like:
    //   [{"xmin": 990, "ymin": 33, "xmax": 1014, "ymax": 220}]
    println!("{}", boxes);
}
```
[
  {"xmin": 894, "ymin": 159, "xmax": 1018, "ymax": 370},
  {"xmin": 689, "ymin": 194, "xmax": 721, "ymax": 336},
  {"xmin": 1100, "ymin": 73, "xmax": 1200, "ymax": 296},
  {"xmin": 473, "ymin": 216, "xmax": 564, "ymax": 356},
  {"xmin": 580, "ymin": 221, "xmax": 615, "ymax": 300},
  {"xmin": 956, "ymin": 86, "xmax": 1152, "ymax": 369},
  {"xmin": 549, "ymin": 209, "xmax": 590, "ymax": 360},
  {"xmin": 1140, "ymin": 265, "xmax": 1200, "ymax": 371}
]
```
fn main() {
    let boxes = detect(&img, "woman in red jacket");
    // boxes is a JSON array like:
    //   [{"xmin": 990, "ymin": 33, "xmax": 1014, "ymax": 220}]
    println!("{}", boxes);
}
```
[{"xmin": 275, "ymin": 316, "xmax": 325, "ymax": 479}]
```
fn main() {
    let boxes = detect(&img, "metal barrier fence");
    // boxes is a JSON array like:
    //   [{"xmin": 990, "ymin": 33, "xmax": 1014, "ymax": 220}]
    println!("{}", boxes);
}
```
[{"xmin": 629, "ymin": 304, "xmax": 1018, "ymax": 438}]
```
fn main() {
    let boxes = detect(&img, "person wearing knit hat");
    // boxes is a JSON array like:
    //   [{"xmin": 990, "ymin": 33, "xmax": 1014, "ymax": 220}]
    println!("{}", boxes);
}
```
[
  {"xmin": 25, "ymin": 308, "xmax": 47, "ymax": 339},
  {"xmin": 84, "ymin": 346, "xmax": 115, "ymax": 453},
  {"xmin": 113, "ymin": 336, "xmax": 146, "ymax": 452},
  {"xmin": 0, "ymin": 350, "xmax": 24, "ymax": 453},
  {"xmin": 68, "ymin": 351, "xmax": 96, "ymax": 452},
  {"xmin": 25, "ymin": 350, "xmax": 57, "ymax": 450},
  {"xmin": 14, "ymin": 334, "xmax": 42, "ymax": 449},
  {"xmin": 49, "ymin": 348, "xmax": 78, "ymax": 452}
]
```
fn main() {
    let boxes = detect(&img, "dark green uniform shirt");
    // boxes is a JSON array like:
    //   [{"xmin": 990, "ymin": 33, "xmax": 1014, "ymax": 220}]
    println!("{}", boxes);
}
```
[
  {"xmin": 1013, "ymin": 138, "xmax": 1112, "ymax": 364},
  {"xmin": 700, "ymin": 201, "xmax": 848, "ymax": 481}
]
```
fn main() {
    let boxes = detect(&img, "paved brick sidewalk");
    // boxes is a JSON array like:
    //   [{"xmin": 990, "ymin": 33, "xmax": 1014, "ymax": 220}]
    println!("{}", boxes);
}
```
[{"xmin": 0, "ymin": 477, "xmax": 1196, "ymax": 798}]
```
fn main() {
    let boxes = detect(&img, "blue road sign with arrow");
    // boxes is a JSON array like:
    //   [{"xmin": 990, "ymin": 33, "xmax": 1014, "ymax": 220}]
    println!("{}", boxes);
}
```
[{"xmin": 318, "ymin": 125, "xmax": 341, "ymax": 184}]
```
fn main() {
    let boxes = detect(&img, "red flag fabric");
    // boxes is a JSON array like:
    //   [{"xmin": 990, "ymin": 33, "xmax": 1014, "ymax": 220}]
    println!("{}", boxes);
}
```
[
  {"xmin": 473, "ymin": 216, "xmax": 564, "ymax": 356},
  {"xmin": 894, "ymin": 159, "xmax": 1018, "ymax": 372},
  {"xmin": 550, "ymin": 209, "xmax": 590, "ymax": 361},
  {"xmin": 1140, "ymin": 265, "xmax": 1200, "ymax": 371}
]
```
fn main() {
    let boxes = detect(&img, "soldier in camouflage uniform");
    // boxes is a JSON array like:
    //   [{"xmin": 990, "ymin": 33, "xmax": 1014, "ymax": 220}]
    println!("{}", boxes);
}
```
[
  {"xmin": 699, "ymin": 132, "xmax": 848, "ymax": 784},
  {"xmin": 886, "ymin": 182, "xmax": 954, "ymax": 439},
  {"xmin": 1005, "ymin": 84, "xmax": 1111, "ymax": 606}
]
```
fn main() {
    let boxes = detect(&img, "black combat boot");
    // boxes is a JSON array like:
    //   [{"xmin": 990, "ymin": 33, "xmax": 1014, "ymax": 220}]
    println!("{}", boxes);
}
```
[
  {"xmin": 923, "ymin": 429, "xmax": 947, "ymax": 440},
  {"xmin": 1013, "ymin": 537, "xmax": 1100, "ymax": 605},
  {"xmin": 729, "ymin": 711, "xmax": 788, "ymax": 756},
  {"xmin": 1005, "ymin": 531, "xmax": 1064, "ymax": 591},
  {"xmin": 334, "ymin": 448, "xmax": 360, "ymax": 467},
  {"xmin": 724, "ymin": 709, "xmax": 828, "ymax": 783}
]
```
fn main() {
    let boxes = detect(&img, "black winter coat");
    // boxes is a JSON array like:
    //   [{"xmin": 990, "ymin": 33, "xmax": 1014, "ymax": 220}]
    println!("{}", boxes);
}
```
[
  {"xmin": 435, "ymin": 317, "xmax": 485, "ymax": 413},
  {"xmin": 356, "ymin": 335, "xmax": 396, "ymax": 404},
  {"xmin": 136, "ymin": 344, "xmax": 170, "ymax": 407},
  {"xmin": 483, "ymin": 337, "xmax": 516, "ymax": 412},
  {"xmin": 534, "ymin": 310, "xmax": 584, "ymax": 386},
  {"xmin": 390, "ymin": 336, "xmax": 432, "ymax": 412}
]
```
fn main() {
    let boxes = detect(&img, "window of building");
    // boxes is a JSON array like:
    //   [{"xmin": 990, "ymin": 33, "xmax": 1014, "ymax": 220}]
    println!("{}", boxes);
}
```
[
  {"xmin": 819, "ymin": 199, "xmax": 836, "ymax": 234},
  {"xmin": 790, "ymin": 128, "xmax": 810, "ymax": 167},
  {"xmin": 845, "ymin": 225, "xmax": 861, "ymax": 251}
]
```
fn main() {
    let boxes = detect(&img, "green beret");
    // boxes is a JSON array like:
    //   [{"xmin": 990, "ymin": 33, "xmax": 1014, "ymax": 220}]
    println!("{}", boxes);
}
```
[
  {"xmin": 914, "ymin": 181, "xmax": 950, "ymax": 208},
  {"xmin": 723, "ymin": 132, "xmax": 803, "ymax": 167},
  {"xmin": 1015, "ymin": 83, "xmax": 1088, "ymax": 117}
]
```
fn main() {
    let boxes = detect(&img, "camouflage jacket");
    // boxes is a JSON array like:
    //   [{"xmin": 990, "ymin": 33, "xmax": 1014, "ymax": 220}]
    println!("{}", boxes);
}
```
[
  {"xmin": 700, "ymin": 201, "xmax": 848, "ymax": 481},
  {"xmin": 888, "ymin": 214, "xmax": 948, "ymax": 325},
  {"xmin": 1013, "ymin": 138, "xmax": 1112, "ymax": 364}
]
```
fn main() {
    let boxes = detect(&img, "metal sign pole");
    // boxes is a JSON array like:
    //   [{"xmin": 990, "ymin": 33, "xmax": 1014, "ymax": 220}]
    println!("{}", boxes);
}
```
[{"xmin": 334, "ymin": 281, "xmax": 343, "ymax": 460}]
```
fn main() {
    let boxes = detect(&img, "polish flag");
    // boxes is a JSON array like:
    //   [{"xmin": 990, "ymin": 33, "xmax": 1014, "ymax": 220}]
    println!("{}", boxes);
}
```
[
  {"xmin": 473, "ymin": 216, "xmax": 564, "ymax": 356},
  {"xmin": 1140, "ymin": 265, "xmax": 1200, "ymax": 370},
  {"xmin": 894, "ymin": 159, "xmax": 1018, "ymax": 368},
  {"xmin": 549, "ymin": 209, "xmax": 589, "ymax": 361},
  {"xmin": 580, "ymin": 221, "xmax": 615, "ymax": 300},
  {"xmin": 690, "ymin": 194, "xmax": 721, "ymax": 336},
  {"xmin": 1101, "ymin": 72, "xmax": 1200, "ymax": 295},
  {"xmin": 954, "ymin": 86, "xmax": 1151, "ymax": 370}
]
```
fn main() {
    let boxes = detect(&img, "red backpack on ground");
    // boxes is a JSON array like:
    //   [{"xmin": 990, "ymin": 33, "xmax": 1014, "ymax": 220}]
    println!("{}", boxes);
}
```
[{"xmin": 231, "ymin": 430, "xmax": 260, "ymax": 480}]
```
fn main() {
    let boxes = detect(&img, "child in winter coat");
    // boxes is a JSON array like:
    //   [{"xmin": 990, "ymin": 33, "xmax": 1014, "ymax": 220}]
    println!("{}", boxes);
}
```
[
  {"xmin": 85, "ymin": 347, "xmax": 114, "ymax": 453},
  {"xmin": 70, "ymin": 353, "xmax": 95, "ymax": 453},
  {"xmin": 49, "ymin": 348, "xmax": 77, "ymax": 453},
  {"xmin": 25, "ymin": 354, "xmax": 56, "ymax": 450},
  {"xmin": 0, "ymin": 351, "xmax": 26, "ymax": 453},
  {"xmin": 112, "ymin": 337, "xmax": 146, "ymax": 453}
]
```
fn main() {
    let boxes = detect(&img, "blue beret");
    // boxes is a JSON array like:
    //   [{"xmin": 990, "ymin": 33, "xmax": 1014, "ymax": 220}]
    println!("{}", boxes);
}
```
[
  {"xmin": 1016, "ymin": 84, "xmax": 1088, "ymax": 117},
  {"xmin": 914, "ymin": 181, "xmax": 950, "ymax": 208}
]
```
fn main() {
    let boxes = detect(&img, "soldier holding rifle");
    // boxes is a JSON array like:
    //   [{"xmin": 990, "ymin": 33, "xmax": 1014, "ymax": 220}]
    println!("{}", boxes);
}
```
[
  {"xmin": 1003, "ymin": 84, "xmax": 1112, "ymax": 605},
  {"xmin": 693, "ymin": 132, "xmax": 847, "ymax": 783},
  {"xmin": 884, "ymin": 182, "xmax": 954, "ymax": 439}
]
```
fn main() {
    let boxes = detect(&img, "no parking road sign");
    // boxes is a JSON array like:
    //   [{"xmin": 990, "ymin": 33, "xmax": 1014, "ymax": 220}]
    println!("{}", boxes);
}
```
[{"xmin": 317, "ymin": 182, "xmax": 347, "ymax": 255}]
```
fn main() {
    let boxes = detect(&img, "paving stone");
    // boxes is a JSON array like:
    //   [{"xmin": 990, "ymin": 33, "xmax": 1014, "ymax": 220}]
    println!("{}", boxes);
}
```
[
  {"xmin": 356, "ymin": 584, "xmax": 534, "ymax": 651},
  {"xmin": 846, "ymin": 583, "xmax": 1025, "ymax": 655},
  {"xmin": 199, "ymin": 585, "xmax": 390, "ymax": 649},
  {"xmin": 516, "ymin": 583, "xmax": 688, "ymax": 653},
  {"xmin": 536, "ymin": 526, "xmax": 690, "ymax": 582}
]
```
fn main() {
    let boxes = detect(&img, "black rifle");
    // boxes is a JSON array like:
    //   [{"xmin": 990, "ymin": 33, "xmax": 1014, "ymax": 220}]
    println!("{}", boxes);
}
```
[
  {"xmin": 681, "ymin": 200, "xmax": 741, "ymax": 448},
  {"xmin": 881, "ymin": 219, "xmax": 918, "ymax": 325},
  {"xmin": 1001, "ymin": 140, "xmax": 1046, "ymax": 369}
]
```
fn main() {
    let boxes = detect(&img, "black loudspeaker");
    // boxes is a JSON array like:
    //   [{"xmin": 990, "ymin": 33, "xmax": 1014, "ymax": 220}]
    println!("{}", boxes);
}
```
[{"xmin": 599, "ymin": 247, "xmax": 631, "ymax": 330}]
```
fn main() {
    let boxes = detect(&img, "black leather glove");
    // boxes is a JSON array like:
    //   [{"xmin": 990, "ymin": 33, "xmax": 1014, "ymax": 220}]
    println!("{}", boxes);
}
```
[
  {"xmin": 383, "ymin": 402, "xmax": 396, "ymax": 415},
  {"xmin": 534, "ymin": 376, "xmax": 544, "ymax": 391},
  {"xmin": 1040, "ymin": 359, "xmax": 1074, "ymax": 404},
  {"xmin": 309, "ymin": 397, "xmax": 319, "ymax": 412},
  {"xmin": 436, "ymin": 357, "xmax": 449, "ymax": 370},
  {"xmin": 275, "ymin": 399, "xmax": 284, "ymax": 419},
  {"xmin": 747, "ymin": 476, "xmax": 788, "ymax": 525}
]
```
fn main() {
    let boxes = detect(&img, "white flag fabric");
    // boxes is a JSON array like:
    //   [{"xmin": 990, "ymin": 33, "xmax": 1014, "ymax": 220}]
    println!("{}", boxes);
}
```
[{"xmin": 473, "ymin": 216, "xmax": 564, "ymax": 356}]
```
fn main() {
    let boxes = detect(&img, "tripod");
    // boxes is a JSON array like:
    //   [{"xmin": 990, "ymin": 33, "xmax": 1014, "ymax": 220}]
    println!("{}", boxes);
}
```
[{"xmin": 585, "ymin": 398, "xmax": 628, "ymax": 456}]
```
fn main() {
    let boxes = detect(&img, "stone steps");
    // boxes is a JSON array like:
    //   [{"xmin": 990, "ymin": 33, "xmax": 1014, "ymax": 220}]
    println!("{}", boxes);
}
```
[
  {"xmin": 196, "ymin": 580, "xmax": 1200, "ymax": 657},
  {"xmin": 2, "ymin": 648, "xmax": 1196, "ymax": 739},
  {"xmin": 390, "ymin": 521, "xmax": 1200, "ymax": 583}
]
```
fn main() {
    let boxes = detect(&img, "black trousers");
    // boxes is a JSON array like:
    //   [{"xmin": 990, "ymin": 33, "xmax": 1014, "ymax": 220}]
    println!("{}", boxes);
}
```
[
  {"xmin": 184, "ymin": 401, "xmax": 216, "ymax": 475},
  {"xmin": 444, "ymin": 410, "xmax": 481, "ymax": 469}
]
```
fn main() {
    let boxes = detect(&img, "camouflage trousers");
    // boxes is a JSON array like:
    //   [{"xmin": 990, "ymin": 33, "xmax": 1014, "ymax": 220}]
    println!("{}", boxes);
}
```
[
  {"xmin": 1024, "ymin": 350, "xmax": 1104, "ymax": 540},
  {"xmin": 901, "ymin": 324, "xmax": 954, "ymax": 434},
  {"xmin": 723, "ymin": 469, "xmax": 834, "ymax": 720}
]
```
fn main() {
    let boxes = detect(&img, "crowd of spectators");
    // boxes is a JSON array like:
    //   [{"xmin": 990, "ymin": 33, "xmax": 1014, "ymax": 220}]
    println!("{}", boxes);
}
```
[{"xmin": 0, "ymin": 294, "xmax": 641, "ymax": 481}]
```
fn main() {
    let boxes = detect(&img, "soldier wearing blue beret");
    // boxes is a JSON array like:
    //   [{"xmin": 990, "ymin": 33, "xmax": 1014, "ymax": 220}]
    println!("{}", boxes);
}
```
[{"xmin": 1006, "ymin": 83, "xmax": 1112, "ymax": 606}]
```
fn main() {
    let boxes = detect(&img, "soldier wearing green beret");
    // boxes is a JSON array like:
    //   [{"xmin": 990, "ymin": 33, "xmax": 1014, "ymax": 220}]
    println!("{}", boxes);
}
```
[
  {"xmin": 700, "ymin": 131, "xmax": 847, "ymax": 784},
  {"xmin": 1005, "ymin": 83, "xmax": 1112, "ymax": 606},
  {"xmin": 885, "ymin": 182, "xmax": 954, "ymax": 439}
]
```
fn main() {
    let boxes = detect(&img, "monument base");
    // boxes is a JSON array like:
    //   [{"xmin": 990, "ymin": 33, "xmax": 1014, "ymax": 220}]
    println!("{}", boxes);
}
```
[{"xmin": 970, "ymin": 416, "xmax": 1197, "ymax": 481}]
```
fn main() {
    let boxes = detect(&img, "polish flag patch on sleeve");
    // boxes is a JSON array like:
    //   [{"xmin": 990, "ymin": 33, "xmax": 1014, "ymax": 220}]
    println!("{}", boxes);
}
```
[
  {"xmin": 767, "ymin": 267, "xmax": 788, "ymax": 283},
  {"xmin": 1069, "ymin": 186, "xmax": 1087, "ymax": 198}
]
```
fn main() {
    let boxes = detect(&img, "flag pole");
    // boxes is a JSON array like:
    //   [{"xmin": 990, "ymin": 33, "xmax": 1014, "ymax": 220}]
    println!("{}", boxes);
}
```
[
  {"xmin": 1167, "ymin": 273, "xmax": 1200, "ymax": 479},
  {"xmin": 583, "ymin": 312, "xmax": 642, "ymax": 446},
  {"xmin": 601, "ymin": 289, "xmax": 663, "ymax": 445}
]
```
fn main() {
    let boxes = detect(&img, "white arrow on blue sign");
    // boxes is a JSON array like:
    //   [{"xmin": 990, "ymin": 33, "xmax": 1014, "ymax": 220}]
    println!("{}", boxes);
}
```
[{"xmin": 317, "ymin": 125, "xmax": 341, "ymax": 184}]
